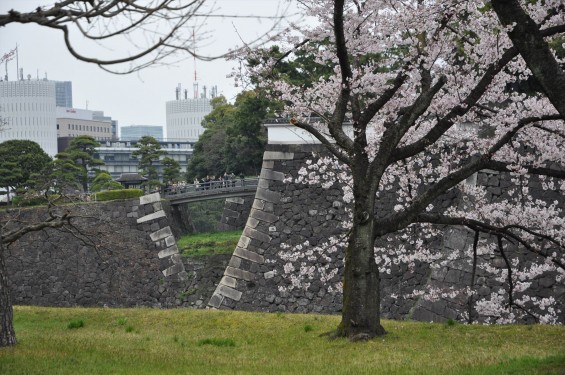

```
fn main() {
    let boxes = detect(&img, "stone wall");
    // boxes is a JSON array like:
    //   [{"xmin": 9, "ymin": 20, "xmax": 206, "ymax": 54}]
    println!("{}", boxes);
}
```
[
  {"xmin": 218, "ymin": 197, "xmax": 253, "ymax": 231},
  {"xmin": 5, "ymin": 194, "xmax": 211, "ymax": 308},
  {"xmin": 208, "ymin": 144, "xmax": 565, "ymax": 323}
]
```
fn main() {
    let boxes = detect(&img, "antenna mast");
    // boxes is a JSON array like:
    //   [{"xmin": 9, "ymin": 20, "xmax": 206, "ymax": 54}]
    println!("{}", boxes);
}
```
[{"xmin": 192, "ymin": 28, "xmax": 199, "ymax": 99}]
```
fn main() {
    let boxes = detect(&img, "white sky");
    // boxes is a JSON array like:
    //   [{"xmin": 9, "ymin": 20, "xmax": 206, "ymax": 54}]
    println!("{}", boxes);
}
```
[{"xmin": 0, "ymin": 0, "xmax": 300, "ymax": 134}]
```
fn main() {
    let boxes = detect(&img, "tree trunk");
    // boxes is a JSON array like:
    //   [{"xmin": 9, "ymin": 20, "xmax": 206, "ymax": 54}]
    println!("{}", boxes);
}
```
[
  {"xmin": 0, "ymin": 242, "xmax": 17, "ymax": 347},
  {"xmin": 337, "ymin": 192, "xmax": 385, "ymax": 339}
]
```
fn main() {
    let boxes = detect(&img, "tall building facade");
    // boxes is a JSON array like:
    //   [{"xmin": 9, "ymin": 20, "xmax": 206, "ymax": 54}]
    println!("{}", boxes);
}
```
[
  {"xmin": 166, "ymin": 84, "xmax": 217, "ymax": 141},
  {"xmin": 166, "ymin": 98, "xmax": 212, "ymax": 141},
  {"xmin": 0, "ymin": 79, "xmax": 58, "ymax": 156},
  {"xmin": 121, "ymin": 125, "xmax": 163, "ymax": 141},
  {"xmin": 56, "ymin": 107, "xmax": 113, "ymax": 140},
  {"xmin": 55, "ymin": 81, "xmax": 73, "ymax": 107}
]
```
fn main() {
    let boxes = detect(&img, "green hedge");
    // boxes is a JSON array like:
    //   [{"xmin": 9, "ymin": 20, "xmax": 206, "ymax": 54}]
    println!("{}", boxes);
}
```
[
  {"xmin": 93, "ymin": 188, "xmax": 144, "ymax": 202},
  {"xmin": 11, "ymin": 195, "xmax": 50, "ymax": 207}
]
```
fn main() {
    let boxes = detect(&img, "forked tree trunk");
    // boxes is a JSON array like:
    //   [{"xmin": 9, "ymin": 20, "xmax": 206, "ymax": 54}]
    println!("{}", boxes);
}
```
[
  {"xmin": 0, "ymin": 243, "xmax": 17, "ymax": 346},
  {"xmin": 337, "ymin": 192, "xmax": 385, "ymax": 339}
]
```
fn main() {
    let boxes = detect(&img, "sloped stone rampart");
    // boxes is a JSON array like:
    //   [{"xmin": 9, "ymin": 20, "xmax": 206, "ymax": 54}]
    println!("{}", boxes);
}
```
[
  {"xmin": 208, "ymin": 144, "xmax": 565, "ymax": 323},
  {"xmin": 5, "ymin": 194, "xmax": 192, "ymax": 308},
  {"xmin": 218, "ymin": 197, "xmax": 253, "ymax": 231}
]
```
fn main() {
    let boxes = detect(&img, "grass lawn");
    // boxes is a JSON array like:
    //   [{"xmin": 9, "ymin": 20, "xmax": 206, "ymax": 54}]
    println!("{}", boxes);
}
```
[
  {"xmin": 177, "ymin": 230, "xmax": 241, "ymax": 257},
  {"xmin": 1, "ymin": 306, "xmax": 564, "ymax": 374}
]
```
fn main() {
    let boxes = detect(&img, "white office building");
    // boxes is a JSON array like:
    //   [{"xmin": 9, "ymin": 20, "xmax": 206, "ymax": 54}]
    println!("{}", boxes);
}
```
[
  {"xmin": 0, "ymin": 79, "xmax": 58, "ymax": 156},
  {"xmin": 166, "ymin": 98, "xmax": 212, "ymax": 141}
]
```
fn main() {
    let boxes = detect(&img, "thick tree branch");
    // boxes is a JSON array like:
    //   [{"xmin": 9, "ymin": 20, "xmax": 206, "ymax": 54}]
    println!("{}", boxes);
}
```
[
  {"xmin": 328, "ymin": 0, "xmax": 356, "ymax": 154},
  {"xmin": 2, "ymin": 211, "xmax": 71, "ymax": 244},
  {"xmin": 491, "ymin": 0, "xmax": 565, "ymax": 119},
  {"xmin": 291, "ymin": 119, "xmax": 352, "ymax": 165}
]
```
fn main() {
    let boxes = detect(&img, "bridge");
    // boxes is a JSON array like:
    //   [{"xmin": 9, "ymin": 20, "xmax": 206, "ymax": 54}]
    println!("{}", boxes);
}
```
[{"xmin": 163, "ymin": 178, "xmax": 259, "ymax": 205}]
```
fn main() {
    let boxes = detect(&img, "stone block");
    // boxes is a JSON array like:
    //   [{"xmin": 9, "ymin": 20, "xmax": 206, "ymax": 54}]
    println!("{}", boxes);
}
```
[
  {"xmin": 234, "ymin": 247, "xmax": 265, "ymax": 264},
  {"xmin": 140, "ymin": 192, "xmax": 161, "ymax": 205},
  {"xmin": 217, "ymin": 284, "xmax": 243, "ymax": 301},
  {"xmin": 260, "ymin": 169, "xmax": 285, "ymax": 181},
  {"xmin": 226, "ymin": 197, "xmax": 245, "ymax": 204},
  {"xmin": 221, "ymin": 276, "xmax": 237, "ymax": 288},
  {"xmin": 243, "ymin": 226, "xmax": 271, "ymax": 243},
  {"xmin": 258, "ymin": 179, "xmax": 270, "ymax": 189},
  {"xmin": 208, "ymin": 293, "xmax": 224, "ymax": 308},
  {"xmin": 263, "ymin": 151, "xmax": 295, "ymax": 160},
  {"xmin": 225, "ymin": 266, "xmax": 255, "ymax": 281},
  {"xmin": 162, "ymin": 263, "xmax": 184, "ymax": 277},
  {"xmin": 252, "ymin": 199, "xmax": 265, "ymax": 210},
  {"xmin": 250, "ymin": 209, "xmax": 278, "ymax": 223},
  {"xmin": 237, "ymin": 236, "xmax": 251, "ymax": 249},
  {"xmin": 137, "ymin": 210, "xmax": 166, "ymax": 223},
  {"xmin": 264, "ymin": 271, "xmax": 276, "ymax": 279},
  {"xmin": 229, "ymin": 256, "xmax": 242, "ymax": 268},
  {"xmin": 170, "ymin": 253, "xmax": 183, "ymax": 265},
  {"xmin": 223, "ymin": 209, "xmax": 240, "ymax": 218},
  {"xmin": 246, "ymin": 217, "xmax": 260, "ymax": 229},
  {"xmin": 255, "ymin": 188, "xmax": 281, "ymax": 204},
  {"xmin": 158, "ymin": 245, "xmax": 179, "ymax": 259},
  {"xmin": 150, "ymin": 226, "xmax": 173, "ymax": 241},
  {"xmin": 165, "ymin": 236, "xmax": 176, "ymax": 247},
  {"xmin": 262, "ymin": 160, "xmax": 274, "ymax": 169}
]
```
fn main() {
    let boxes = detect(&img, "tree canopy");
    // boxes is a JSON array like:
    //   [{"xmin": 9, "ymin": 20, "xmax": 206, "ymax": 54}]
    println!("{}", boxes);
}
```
[
  {"xmin": 186, "ymin": 91, "xmax": 271, "ymax": 180},
  {"xmin": 243, "ymin": 0, "xmax": 565, "ymax": 339},
  {"xmin": 61, "ymin": 136, "xmax": 104, "ymax": 192},
  {"xmin": 132, "ymin": 136, "xmax": 167, "ymax": 191},
  {"xmin": 0, "ymin": 140, "xmax": 51, "ymax": 202}
]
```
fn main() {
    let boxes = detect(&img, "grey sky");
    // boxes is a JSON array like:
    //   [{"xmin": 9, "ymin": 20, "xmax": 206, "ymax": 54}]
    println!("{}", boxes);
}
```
[{"xmin": 0, "ymin": 0, "xmax": 298, "ymax": 134}]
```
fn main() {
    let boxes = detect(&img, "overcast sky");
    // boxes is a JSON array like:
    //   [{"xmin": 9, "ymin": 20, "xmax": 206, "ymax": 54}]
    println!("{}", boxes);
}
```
[{"xmin": 0, "ymin": 0, "xmax": 299, "ymax": 134}]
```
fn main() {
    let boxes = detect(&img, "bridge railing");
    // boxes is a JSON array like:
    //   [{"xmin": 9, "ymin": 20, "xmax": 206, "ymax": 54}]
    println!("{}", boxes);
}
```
[{"xmin": 163, "ymin": 177, "xmax": 259, "ymax": 200}]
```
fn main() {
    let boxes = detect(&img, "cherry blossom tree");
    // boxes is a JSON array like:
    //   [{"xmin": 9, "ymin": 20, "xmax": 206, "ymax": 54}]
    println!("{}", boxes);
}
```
[{"xmin": 242, "ymin": 0, "xmax": 565, "ymax": 339}]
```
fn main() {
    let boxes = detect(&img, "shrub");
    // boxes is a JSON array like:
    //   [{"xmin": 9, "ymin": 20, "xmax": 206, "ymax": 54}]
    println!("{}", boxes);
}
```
[
  {"xmin": 12, "ymin": 195, "xmax": 49, "ymax": 207},
  {"xmin": 94, "ymin": 188, "xmax": 144, "ymax": 202},
  {"xmin": 303, "ymin": 324, "xmax": 314, "ymax": 332},
  {"xmin": 67, "ymin": 319, "xmax": 85, "ymax": 329}
]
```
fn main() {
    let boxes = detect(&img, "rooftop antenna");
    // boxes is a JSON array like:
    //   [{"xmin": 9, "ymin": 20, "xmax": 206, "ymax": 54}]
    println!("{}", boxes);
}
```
[{"xmin": 192, "ymin": 28, "xmax": 199, "ymax": 99}]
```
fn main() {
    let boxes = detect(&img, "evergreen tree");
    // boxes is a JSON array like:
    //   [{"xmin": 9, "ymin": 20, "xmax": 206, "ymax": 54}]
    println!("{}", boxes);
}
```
[
  {"xmin": 132, "ymin": 136, "xmax": 167, "ymax": 191},
  {"xmin": 162, "ymin": 157, "xmax": 181, "ymax": 185},
  {"xmin": 0, "ymin": 140, "xmax": 51, "ymax": 203},
  {"xmin": 64, "ymin": 136, "xmax": 104, "ymax": 192}
]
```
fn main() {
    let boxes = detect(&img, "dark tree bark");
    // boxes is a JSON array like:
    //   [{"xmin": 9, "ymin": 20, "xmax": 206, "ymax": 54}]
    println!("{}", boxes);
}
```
[
  {"xmin": 337, "ymin": 177, "xmax": 385, "ymax": 339},
  {"xmin": 491, "ymin": 0, "xmax": 565, "ymax": 119},
  {"xmin": 0, "ymin": 243, "xmax": 16, "ymax": 347}
]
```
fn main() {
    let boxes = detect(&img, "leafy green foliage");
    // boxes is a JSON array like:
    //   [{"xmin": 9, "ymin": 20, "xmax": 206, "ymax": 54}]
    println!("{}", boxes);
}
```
[
  {"xmin": 38, "ymin": 153, "xmax": 84, "ymax": 195},
  {"xmin": 183, "ymin": 199, "xmax": 226, "ymax": 233},
  {"xmin": 0, "ymin": 140, "xmax": 51, "ymax": 202},
  {"xmin": 67, "ymin": 319, "xmax": 84, "ymax": 329},
  {"xmin": 90, "ymin": 171, "xmax": 124, "ymax": 192},
  {"xmin": 186, "ymin": 91, "xmax": 271, "ymax": 180},
  {"xmin": 64, "ymin": 136, "xmax": 104, "ymax": 192},
  {"xmin": 162, "ymin": 157, "xmax": 181, "ymax": 185},
  {"xmin": 132, "ymin": 136, "xmax": 167, "ymax": 190},
  {"xmin": 93, "ymin": 188, "xmax": 143, "ymax": 202}
]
